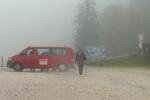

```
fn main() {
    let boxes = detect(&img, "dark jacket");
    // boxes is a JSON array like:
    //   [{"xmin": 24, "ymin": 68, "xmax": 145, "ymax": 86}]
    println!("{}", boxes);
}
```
[{"xmin": 75, "ymin": 49, "xmax": 87, "ymax": 65}]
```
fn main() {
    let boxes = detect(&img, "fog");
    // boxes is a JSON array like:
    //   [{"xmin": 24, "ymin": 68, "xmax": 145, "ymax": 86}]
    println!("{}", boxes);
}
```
[
  {"xmin": 0, "ymin": 0, "xmax": 78, "ymax": 58},
  {"xmin": 0, "ymin": 0, "xmax": 128, "ymax": 60}
]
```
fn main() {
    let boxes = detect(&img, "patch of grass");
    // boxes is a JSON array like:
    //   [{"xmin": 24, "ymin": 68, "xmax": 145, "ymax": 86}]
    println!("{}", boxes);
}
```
[{"xmin": 89, "ymin": 55, "xmax": 150, "ymax": 67}]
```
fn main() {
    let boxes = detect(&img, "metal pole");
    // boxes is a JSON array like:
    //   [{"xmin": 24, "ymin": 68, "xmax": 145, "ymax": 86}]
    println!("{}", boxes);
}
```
[
  {"xmin": 2, "ymin": 56, "xmax": 3, "ymax": 67},
  {"xmin": 85, "ymin": 61, "xmax": 87, "ymax": 75}
]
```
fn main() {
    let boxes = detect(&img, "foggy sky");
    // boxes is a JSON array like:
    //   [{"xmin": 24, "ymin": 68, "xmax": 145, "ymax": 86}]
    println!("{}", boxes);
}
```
[{"xmin": 0, "ymin": 0, "xmax": 128, "ymax": 59}]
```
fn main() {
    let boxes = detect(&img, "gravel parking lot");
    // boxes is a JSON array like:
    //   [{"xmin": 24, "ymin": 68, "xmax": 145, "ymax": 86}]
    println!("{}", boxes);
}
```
[{"xmin": 0, "ymin": 66, "xmax": 150, "ymax": 100}]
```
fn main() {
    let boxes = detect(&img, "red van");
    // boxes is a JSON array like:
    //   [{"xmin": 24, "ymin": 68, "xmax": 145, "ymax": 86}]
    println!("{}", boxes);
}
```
[{"xmin": 7, "ymin": 46, "xmax": 75, "ymax": 71}]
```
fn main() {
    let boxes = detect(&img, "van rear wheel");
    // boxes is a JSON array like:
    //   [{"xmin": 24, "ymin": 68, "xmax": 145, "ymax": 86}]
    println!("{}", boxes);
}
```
[
  {"xmin": 58, "ymin": 64, "xmax": 67, "ymax": 72},
  {"xmin": 13, "ymin": 63, "xmax": 23, "ymax": 72}
]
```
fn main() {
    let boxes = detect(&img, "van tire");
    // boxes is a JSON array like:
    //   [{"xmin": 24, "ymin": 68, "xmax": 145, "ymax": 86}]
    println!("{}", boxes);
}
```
[
  {"xmin": 13, "ymin": 63, "xmax": 23, "ymax": 72},
  {"xmin": 58, "ymin": 64, "xmax": 67, "ymax": 72}
]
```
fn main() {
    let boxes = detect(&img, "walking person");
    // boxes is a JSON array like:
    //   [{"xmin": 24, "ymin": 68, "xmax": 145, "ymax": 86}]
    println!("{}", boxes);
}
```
[{"xmin": 75, "ymin": 48, "xmax": 87, "ymax": 75}]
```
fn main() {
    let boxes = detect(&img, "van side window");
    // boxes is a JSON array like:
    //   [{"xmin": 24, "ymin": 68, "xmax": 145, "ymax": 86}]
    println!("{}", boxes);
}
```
[
  {"xmin": 37, "ymin": 49, "xmax": 50, "ymax": 56},
  {"xmin": 61, "ymin": 48, "xmax": 67, "ymax": 55},
  {"xmin": 21, "ymin": 48, "xmax": 34, "ymax": 56},
  {"xmin": 51, "ymin": 48, "xmax": 67, "ymax": 56},
  {"xmin": 51, "ymin": 48, "xmax": 59, "ymax": 55}
]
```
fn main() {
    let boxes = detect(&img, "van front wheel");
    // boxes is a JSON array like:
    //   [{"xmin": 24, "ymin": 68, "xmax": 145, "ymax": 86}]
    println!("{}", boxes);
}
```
[
  {"xmin": 13, "ymin": 63, "xmax": 23, "ymax": 72},
  {"xmin": 58, "ymin": 64, "xmax": 67, "ymax": 72}
]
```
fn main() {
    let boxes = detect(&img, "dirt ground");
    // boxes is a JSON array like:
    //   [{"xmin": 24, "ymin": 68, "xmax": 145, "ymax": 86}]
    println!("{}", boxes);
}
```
[{"xmin": 0, "ymin": 66, "xmax": 150, "ymax": 100}]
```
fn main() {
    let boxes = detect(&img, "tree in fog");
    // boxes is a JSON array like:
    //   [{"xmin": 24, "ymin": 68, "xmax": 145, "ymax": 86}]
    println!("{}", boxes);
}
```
[
  {"xmin": 129, "ymin": 0, "xmax": 150, "ymax": 43},
  {"xmin": 74, "ymin": 0, "xmax": 100, "ymax": 50},
  {"xmin": 98, "ymin": 0, "xmax": 150, "ymax": 57},
  {"xmin": 100, "ymin": 5, "xmax": 133, "ymax": 56}
]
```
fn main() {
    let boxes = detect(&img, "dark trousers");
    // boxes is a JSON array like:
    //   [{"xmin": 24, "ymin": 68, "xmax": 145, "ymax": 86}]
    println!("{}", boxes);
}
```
[{"xmin": 78, "ymin": 64, "xmax": 83, "ymax": 75}]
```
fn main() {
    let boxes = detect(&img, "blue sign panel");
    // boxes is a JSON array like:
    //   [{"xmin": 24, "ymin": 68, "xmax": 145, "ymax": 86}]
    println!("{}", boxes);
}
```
[{"xmin": 84, "ymin": 46, "xmax": 106, "ymax": 63}]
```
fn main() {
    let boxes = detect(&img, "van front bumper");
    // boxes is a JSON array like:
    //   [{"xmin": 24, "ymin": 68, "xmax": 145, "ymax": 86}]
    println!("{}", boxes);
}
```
[{"xmin": 7, "ymin": 60, "xmax": 14, "ymax": 68}]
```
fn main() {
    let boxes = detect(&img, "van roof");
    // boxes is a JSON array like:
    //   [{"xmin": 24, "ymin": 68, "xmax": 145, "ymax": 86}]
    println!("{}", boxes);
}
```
[{"xmin": 27, "ymin": 46, "xmax": 73, "ymax": 49}]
